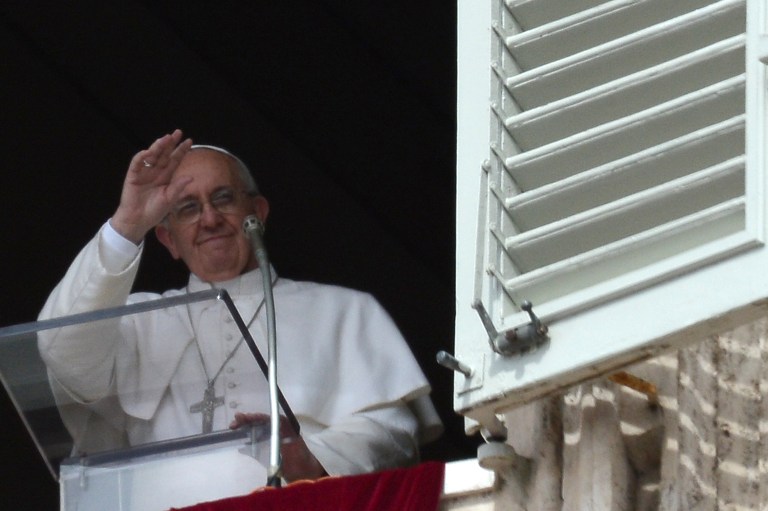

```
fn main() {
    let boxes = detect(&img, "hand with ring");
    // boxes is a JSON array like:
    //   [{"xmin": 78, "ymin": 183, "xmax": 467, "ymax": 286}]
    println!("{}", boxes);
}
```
[
  {"xmin": 111, "ymin": 129, "xmax": 193, "ymax": 244},
  {"xmin": 230, "ymin": 412, "xmax": 327, "ymax": 482}
]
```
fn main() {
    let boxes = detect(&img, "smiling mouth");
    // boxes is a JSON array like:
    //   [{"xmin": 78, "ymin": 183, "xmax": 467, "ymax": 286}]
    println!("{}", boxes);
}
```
[{"xmin": 198, "ymin": 233, "xmax": 232, "ymax": 245}]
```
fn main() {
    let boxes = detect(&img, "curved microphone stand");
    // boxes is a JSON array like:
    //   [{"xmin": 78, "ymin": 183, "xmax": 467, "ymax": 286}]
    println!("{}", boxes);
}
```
[{"xmin": 243, "ymin": 215, "xmax": 282, "ymax": 488}]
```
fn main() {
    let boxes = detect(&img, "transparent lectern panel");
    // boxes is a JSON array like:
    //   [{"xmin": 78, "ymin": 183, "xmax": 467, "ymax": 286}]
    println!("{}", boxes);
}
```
[{"xmin": 0, "ymin": 289, "xmax": 290, "ymax": 484}]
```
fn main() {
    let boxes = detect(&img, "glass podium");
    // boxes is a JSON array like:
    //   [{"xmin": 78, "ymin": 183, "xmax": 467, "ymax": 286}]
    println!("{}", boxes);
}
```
[{"xmin": 0, "ymin": 290, "xmax": 293, "ymax": 511}]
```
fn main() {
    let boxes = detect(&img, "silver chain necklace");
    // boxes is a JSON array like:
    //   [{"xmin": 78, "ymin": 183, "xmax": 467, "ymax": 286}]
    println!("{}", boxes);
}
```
[{"xmin": 185, "ymin": 277, "xmax": 277, "ymax": 433}]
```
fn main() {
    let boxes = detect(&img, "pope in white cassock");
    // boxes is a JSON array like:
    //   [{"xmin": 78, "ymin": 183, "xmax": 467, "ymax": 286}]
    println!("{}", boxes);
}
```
[{"xmin": 37, "ymin": 130, "xmax": 442, "ymax": 493}]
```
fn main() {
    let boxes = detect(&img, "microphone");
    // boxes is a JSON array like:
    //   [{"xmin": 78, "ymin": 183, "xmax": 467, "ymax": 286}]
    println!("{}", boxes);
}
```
[
  {"xmin": 243, "ymin": 215, "xmax": 267, "ymax": 259},
  {"xmin": 242, "ymin": 215, "xmax": 282, "ymax": 487}
]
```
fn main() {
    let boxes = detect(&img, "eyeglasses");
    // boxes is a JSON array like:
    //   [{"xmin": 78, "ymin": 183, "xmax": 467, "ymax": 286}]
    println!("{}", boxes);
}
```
[{"xmin": 169, "ymin": 188, "xmax": 253, "ymax": 224}]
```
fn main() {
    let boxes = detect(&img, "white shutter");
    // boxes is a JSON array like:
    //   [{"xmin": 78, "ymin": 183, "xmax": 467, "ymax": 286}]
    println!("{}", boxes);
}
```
[{"xmin": 454, "ymin": 0, "xmax": 768, "ymax": 432}]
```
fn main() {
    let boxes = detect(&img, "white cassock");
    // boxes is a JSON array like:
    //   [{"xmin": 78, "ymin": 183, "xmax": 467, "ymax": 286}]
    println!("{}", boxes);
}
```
[{"xmin": 39, "ymin": 222, "xmax": 442, "ymax": 507}]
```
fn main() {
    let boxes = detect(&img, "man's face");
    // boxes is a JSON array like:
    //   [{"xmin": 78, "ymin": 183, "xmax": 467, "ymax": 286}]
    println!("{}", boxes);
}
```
[{"xmin": 155, "ymin": 150, "xmax": 269, "ymax": 282}]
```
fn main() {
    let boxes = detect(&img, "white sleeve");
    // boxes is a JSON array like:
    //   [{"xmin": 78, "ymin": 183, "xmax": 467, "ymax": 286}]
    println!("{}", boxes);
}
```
[
  {"xmin": 101, "ymin": 219, "xmax": 142, "ymax": 273},
  {"xmin": 38, "ymin": 221, "xmax": 143, "ymax": 402},
  {"xmin": 303, "ymin": 403, "xmax": 420, "ymax": 476}
]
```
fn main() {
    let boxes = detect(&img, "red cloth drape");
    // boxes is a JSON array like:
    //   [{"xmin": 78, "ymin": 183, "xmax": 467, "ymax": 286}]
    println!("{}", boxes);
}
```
[{"xmin": 170, "ymin": 461, "xmax": 445, "ymax": 511}]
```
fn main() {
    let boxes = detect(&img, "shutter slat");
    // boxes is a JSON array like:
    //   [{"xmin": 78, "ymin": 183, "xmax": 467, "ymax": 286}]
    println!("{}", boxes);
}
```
[
  {"xmin": 503, "ymin": 76, "xmax": 745, "ymax": 190},
  {"xmin": 506, "ymin": 0, "xmax": 637, "ymax": 30},
  {"xmin": 504, "ymin": 157, "xmax": 745, "ymax": 272},
  {"xmin": 504, "ymin": 37, "xmax": 745, "ymax": 149},
  {"xmin": 503, "ymin": 0, "xmax": 726, "ymax": 69},
  {"xmin": 501, "ymin": 0, "xmax": 745, "ymax": 108},
  {"xmin": 505, "ymin": 117, "xmax": 745, "ymax": 230},
  {"xmin": 500, "ymin": 199, "xmax": 748, "ymax": 318}
]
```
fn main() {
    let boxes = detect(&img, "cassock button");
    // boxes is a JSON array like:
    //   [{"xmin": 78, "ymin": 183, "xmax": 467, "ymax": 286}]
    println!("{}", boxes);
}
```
[
  {"xmin": 227, "ymin": 382, "xmax": 236, "ymax": 389},
  {"xmin": 229, "ymin": 401, "xmax": 239, "ymax": 409},
  {"xmin": 226, "ymin": 367, "xmax": 235, "ymax": 374}
]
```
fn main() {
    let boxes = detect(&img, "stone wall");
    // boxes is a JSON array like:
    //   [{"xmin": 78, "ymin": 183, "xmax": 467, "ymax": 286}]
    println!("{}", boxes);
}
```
[{"xmin": 441, "ymin": 318, "xmax": 768, "ymax": 510}]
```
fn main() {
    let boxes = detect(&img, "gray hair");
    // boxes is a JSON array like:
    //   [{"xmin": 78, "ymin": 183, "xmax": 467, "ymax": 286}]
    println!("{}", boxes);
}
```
[{"xmin": 190, "ymin": 144, "xmax": 259, "ymax": 195}]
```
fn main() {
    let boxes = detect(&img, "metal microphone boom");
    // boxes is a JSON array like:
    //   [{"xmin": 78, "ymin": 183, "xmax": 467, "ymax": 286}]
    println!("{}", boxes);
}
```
[{"xmin": 243, "ymin": 215, "xmax": 282, "ymax": 487}]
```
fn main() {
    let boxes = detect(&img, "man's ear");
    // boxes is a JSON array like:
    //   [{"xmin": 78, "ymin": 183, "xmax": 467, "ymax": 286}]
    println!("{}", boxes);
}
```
[
  {"xmin": 253, "ymin": 195, "xmax": 270, "ymax": 224},
  {"xmin": 155, "ymin": 223, "xmax": 181, "ymax": 260}
]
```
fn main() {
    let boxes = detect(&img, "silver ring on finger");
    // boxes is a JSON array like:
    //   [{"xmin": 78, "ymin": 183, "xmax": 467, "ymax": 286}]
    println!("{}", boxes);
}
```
[{"xmin": 142, "ymin": 159, "xmax": 153, "ymax": 168}]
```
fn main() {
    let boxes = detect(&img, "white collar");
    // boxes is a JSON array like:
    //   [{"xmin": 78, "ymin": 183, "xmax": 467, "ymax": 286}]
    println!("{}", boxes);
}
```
[{"xmin": 187, "ymin": 265, "xmax": 278, "ymax": 297}]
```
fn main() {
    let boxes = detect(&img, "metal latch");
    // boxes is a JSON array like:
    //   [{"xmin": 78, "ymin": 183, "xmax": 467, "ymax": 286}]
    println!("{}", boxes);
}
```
[{"xmin": 472, "ymin": 300, "xmax": 548, "ymax": 356}]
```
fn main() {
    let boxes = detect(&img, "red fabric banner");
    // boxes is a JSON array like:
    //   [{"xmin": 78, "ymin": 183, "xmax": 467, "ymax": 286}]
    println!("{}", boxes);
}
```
[{"xmin": 170, "ymin": 461, "xmax": 445, "ymax": 511}]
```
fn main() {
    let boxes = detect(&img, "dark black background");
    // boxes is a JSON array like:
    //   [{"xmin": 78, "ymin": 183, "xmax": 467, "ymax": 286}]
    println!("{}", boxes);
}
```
[{"xmin": 0, "ymin": 2, "xmax": 478, "ymax": 507}]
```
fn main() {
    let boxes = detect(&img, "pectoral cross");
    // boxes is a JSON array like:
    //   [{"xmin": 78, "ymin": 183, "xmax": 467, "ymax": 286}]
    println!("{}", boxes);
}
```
[{"xmin": 189, "ymin": 382, "xmax": 225, "ymax": 433}]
